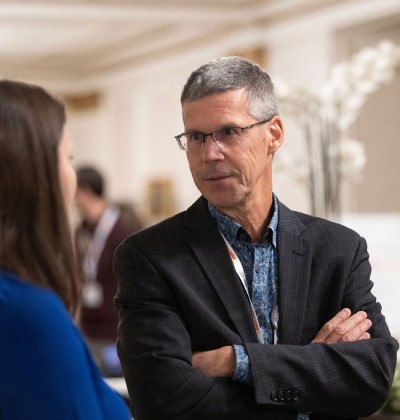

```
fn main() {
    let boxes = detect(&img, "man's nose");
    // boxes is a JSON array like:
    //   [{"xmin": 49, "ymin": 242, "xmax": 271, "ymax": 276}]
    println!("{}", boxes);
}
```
[{"xmin": 201, "ymin": 134, "xmax": 223, "ymax": 160}]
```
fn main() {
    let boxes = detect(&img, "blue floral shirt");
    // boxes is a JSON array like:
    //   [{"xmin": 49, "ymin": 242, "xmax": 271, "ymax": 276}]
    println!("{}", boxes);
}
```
[
  {"xmin": 208, "ymin": 196, "xmax": 309, "ymax": 420},
  {"xmin": 208, "ymin": 194, "xmax": 279, "ymax": 384}
]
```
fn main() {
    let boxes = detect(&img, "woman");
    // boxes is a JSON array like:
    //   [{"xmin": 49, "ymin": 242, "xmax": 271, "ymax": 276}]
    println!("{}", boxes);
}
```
[{"xmin": 0, "ymin": 80, "xmax": 130, "ymax": 419}]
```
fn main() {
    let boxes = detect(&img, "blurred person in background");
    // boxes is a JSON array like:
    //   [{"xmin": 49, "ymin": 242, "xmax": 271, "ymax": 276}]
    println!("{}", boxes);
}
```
[
  {"xmin": 74, "ymin": 166, "xmax": 142, "ymax": 375},
  {"xmin": 0, "ymin": 80, "xmax": 130, "ymax": 419}
]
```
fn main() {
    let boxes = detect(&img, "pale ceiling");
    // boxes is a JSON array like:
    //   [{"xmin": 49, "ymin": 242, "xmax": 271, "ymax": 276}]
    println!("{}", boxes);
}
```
[
  {"xmin": 0, "ymin": 0, "xmax": 360, "ymax": 82},
  {"xmin": 1, "ymin": 0, "xmax": 400, "ymax": 83}
]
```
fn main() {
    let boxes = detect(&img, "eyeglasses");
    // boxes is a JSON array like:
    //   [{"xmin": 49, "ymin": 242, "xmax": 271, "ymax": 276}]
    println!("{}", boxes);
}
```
[{"xmin": 174, "ymin": 117, "xmax": 273, "ymax": 152}]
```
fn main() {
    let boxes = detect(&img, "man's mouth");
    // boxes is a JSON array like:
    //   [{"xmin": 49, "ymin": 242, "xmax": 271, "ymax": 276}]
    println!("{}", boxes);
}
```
[{"xmin": 204, "ymin": 174, "xmax": 231, "ymax": 181}]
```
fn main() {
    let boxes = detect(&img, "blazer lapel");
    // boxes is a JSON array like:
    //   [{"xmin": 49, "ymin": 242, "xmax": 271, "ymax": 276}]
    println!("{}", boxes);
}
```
[
  {"xmin": 184, "ymin": 197, "xmax": 259, "ymax": 343},
  {"xmin": 277, "ymin": 202, "xmax": 312, "ymax": 345}
]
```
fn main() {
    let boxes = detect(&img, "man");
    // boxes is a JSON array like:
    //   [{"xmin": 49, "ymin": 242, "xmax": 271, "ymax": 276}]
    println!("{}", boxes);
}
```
[
  {"xmin": 114, "ymin": 57, "xmax": 398, "ymax": 419},
  {"xmin": 74, "ymin": 166, "xmax": 142, "ymax": 373}
]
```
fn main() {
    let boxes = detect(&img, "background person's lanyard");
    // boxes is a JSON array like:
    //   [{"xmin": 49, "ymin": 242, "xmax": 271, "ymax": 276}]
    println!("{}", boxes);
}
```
[
  {"xmin": 220, "ymin": 233, "xmax": 265, "ymax": 344},
  {"xmin": 82, "ymin": 206, "xmax": 120, "ymax": 308}
]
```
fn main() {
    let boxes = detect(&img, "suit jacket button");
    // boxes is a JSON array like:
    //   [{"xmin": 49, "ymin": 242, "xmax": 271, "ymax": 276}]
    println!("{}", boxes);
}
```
[
  {"xmin": 278, "ymin": 390, "xmax": 285, "ymax": 401},
  {"xmin": 293, "ymin": 390, "xmax": 299, "ymax": 401},
  {"xmin": 285, "ymin": 390, "xmax": 292, "ymax": 401},
  {"xmin": 271, "ymin": 391, "xmax": 279, "ymax": 402}
]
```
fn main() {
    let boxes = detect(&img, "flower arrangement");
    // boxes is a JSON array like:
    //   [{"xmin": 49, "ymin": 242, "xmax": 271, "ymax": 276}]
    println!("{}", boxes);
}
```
[{"xmin": 275, "ymin": 40, "xmax": 400, "ymax": 219}]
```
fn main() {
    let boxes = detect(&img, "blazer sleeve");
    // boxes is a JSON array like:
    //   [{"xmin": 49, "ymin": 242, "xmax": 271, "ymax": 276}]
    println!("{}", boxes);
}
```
[
  {"xmin": 245, "ymin": 235, "xmax": 398, "ymax": 419},
  {"xmin": 114, "ymin": 241, "xmax": 297, "ymax": 420}
]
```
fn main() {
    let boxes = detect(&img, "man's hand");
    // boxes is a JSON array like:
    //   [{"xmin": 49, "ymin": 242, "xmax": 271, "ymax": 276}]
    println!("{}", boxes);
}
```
[
  {"xmin": 192, "ymin": 308, "xmax": 371, "ymax": 378},
  {"xmin": 192, "ymin": 346, "xmax": 235, "ymax": 378},
  {"xmin": 312, "ymin": 308, "xmax": 372, "ymax": 344}
]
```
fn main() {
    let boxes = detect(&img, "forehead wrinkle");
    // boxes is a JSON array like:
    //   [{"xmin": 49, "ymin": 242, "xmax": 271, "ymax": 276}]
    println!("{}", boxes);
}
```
[{"xmin": 182, "ymin": 89, "xmax": 250, "ymax": 132}]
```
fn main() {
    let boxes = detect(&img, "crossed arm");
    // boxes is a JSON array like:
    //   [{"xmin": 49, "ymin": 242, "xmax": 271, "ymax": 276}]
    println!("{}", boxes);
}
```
[
  {"xmin": 192, "ymin": 308, "xmax": 372, "ymax": 378},
  {"xmin": 115, "ymin": 235, "xmax": 398, "ymax": 419}
]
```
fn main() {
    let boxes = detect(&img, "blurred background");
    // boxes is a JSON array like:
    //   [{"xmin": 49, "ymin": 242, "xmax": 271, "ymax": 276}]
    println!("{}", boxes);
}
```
[{"xmin": 1, "ymin": 0, "xmax": 400, "ymax": 336}]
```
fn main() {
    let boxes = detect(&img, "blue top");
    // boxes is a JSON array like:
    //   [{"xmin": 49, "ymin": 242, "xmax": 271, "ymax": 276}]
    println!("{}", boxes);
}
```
[{"xmin": 0, "ymin": 269, "xmax": 130, "ymax": 420}]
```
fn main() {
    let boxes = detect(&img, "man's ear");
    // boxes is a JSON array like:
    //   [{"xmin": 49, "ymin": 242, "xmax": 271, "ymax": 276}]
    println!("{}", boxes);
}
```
[{"xmin": 267, "ymin": 116, "xmax": 284, "ymax": 154}]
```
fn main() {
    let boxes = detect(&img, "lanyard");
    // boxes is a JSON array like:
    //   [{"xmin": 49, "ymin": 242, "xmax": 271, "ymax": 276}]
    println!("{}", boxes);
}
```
[
  {"xmin": 82, "ymin": 206, "xmax": 120, "ymax": 283},
  {"xmin": 220, "ymin": 232, "xmax": 279, "ymax": 344},
  {"xmin": 220, "ymin": 232, "xmax": 265, "ymax": 344}
]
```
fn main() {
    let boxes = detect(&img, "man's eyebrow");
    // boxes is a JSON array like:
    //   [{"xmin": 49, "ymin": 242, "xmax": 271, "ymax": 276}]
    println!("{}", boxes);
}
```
[{"xmin": 185, "ymin": 122, "xmax": 239, "ymax": 133}]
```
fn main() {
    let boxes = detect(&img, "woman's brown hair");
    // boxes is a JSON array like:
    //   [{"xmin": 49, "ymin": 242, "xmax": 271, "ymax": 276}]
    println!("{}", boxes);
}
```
[{"xmin": 0, "ymin": 80, "xmax": 81, "ymax": 316}]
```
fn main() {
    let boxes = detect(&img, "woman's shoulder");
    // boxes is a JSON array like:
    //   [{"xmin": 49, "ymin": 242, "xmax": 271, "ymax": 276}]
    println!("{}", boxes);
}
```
[
  {"xmin": 0, "ymin": 270, "xmax": 130, "ymax": 419},
  {"xmin": 0, "ymin": 269, "xmax": 74, "ymax": 344},
  {"xmin": 0, "ymin": 270, "xmax": 68, "ymax": 317}
]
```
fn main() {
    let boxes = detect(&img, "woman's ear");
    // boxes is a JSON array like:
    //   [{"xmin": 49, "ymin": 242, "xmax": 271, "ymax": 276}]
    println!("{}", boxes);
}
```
[{"xmin": 267, "ymin": 116, "xmax": 284, "ymax": 154}]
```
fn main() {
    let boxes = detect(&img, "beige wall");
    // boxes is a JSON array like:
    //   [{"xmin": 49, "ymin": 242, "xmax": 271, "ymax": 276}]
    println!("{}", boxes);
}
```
[
  {"xmin": 335, "ymin": 16, "xmax": 400, "ymax": 213},
  {"xmin": 348, "ymin": 78, "xmax": 400, "ymax": 212}
]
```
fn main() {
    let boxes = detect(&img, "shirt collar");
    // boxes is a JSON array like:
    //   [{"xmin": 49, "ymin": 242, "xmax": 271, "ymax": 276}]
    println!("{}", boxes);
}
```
[{"xmin": 208, "ymin": 193, "xmax": 279, "ymax": 247}]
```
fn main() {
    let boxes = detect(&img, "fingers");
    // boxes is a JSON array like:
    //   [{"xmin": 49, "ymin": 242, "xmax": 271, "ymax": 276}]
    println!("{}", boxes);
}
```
[
  {"xmin": 312, "ymin": 308, "xmax": 352, "ymax": 342},
  {"xmin": 339, "ymin": 317, "xmax": 372, "ymax": 342},
  {"xmin": 312, "ymin": 308, "xmax": 372, "ymax": 344}
]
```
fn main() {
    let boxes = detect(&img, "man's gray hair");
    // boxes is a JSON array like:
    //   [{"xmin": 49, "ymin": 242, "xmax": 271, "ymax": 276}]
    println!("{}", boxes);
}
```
[{"xmin": 181, "ymin": 56, "xmax": 279, "ymax": 120}]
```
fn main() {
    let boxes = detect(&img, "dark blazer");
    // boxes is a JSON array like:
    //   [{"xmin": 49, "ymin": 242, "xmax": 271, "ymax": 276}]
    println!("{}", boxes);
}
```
[{"xmin": 114, "ymin": 197, "xmax": 398, "ymax": 420}]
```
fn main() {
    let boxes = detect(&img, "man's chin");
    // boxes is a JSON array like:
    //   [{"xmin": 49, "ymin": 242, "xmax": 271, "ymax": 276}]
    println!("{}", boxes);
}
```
[{"xmin": 204, "ymin": 195, "xmax": 238, "ymax": 211}]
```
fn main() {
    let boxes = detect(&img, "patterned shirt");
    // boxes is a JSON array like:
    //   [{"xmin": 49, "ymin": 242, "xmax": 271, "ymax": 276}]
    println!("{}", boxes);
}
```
[
  {"xmin": 208, "ymin": 194, "xmax": 279, "ymax": 383},
  {"xmin": 208, "ymin": 196, "xmax": 309, "ymax": 420}
]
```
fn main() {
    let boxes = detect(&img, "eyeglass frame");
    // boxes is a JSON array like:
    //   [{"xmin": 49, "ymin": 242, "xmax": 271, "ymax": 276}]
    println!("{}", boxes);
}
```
[{"xmin": 174, "ymin": 117, "xmax": 274, "ymax": 151}]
